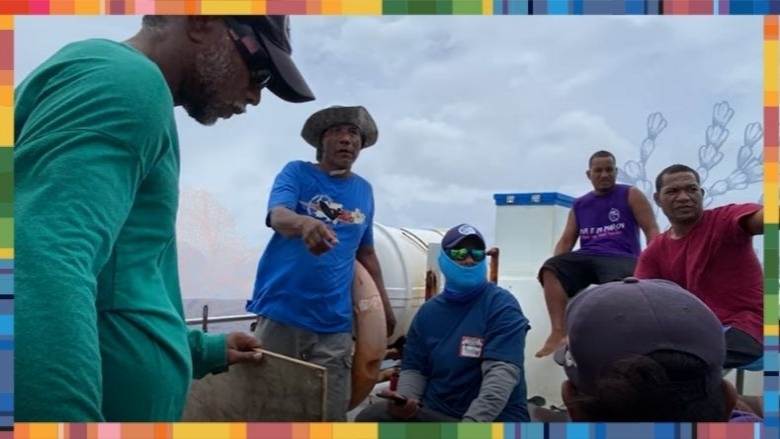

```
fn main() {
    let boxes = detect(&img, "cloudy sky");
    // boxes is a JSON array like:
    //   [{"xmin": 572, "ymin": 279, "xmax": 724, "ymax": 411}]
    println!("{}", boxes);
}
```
[{"xmin": 15, "ymin": 16, "xmax": 765, "ymax": 299}]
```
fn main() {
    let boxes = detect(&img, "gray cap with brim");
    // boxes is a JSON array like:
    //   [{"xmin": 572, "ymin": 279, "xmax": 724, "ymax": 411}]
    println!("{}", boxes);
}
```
[{"xmin": 553, "ymin": 277, "xmax": 726, "ymax": 396}]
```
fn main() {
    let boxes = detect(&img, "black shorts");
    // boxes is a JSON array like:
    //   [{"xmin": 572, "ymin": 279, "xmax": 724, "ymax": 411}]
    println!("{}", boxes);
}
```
[
  {"xmin": 724, "ymin": 327, "xmax": 763, "ymax": 369},
  {"xmin": 538, "ymin": 252, "xmax": 637, "ymax": 298}
]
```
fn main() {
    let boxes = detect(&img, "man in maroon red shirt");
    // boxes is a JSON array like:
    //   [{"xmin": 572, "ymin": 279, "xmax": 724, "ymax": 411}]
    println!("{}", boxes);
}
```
[{"xmin": 634, "ymin": 164, "xmax": 763, "ymax": 369}]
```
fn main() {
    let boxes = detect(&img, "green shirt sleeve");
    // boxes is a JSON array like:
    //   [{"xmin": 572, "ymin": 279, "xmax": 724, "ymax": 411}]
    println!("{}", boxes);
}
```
[
  {"xmin": 14, "ymin": 41, "xmax": 175, "ymax": 421},
  {"xmin": 188, "ymin": 329, "xmax": 229, "ymax": 378}
]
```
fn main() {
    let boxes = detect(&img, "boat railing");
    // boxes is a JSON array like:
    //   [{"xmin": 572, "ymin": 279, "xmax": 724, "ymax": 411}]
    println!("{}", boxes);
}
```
[{"xmin": 184, "ymin": 305, "xmax": 256, "ymax": 333}]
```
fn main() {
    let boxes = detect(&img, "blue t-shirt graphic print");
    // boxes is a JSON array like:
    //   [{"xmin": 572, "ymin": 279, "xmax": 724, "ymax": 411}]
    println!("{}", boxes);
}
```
[{"xmin": 246, "ymin": 161, "xmax": 375, "ymax": 334}]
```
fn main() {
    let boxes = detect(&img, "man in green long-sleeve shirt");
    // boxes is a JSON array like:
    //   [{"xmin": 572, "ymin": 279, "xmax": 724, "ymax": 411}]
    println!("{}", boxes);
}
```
[{"xmin": 14, "ymin": 15, "xmax": 316, "ymax": 422}]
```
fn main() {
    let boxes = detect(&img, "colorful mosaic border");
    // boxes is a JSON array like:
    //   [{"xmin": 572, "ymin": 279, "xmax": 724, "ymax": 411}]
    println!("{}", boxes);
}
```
[
  {"xmin": 1, "ymin": 422, "xmax": 771, "ymax": 439},
  {"xmin": 1, "ymin": 2, "xmax": 779, "ymax": 439},
  {"xmin": 0, "ymin": 1, "xmax": 778, "ymax": 15},
  {"xmin": 762, "ymin": 14, "xmax": 780, "ymax": 439},
  {"xmin": 0, "ymin": 9, "xmax": 12, "ymax": 439}
]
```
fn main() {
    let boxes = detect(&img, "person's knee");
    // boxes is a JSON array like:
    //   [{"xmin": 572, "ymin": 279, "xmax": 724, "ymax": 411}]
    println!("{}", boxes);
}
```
[
  {"xmin": 538, "ymin": 265, "xmax": 560, "ymax": 286},
  {"xmin": 541, "ymin": 269, "xmax": 577, "ymax": 299},
  {"xmin": 541, "ymin": 267, "xmax": 559, "ymax": 282}
]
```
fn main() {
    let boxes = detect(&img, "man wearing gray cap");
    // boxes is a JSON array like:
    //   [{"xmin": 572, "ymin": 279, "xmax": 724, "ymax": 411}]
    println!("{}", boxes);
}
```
[
  {"xmin": 553, "ymin": 278, "xmax": 760, "ymax": 422},
  {"xmin": 247, "ymin": 105, "xmax": 396, "ymax": 421},
  {"xmin": 14, "ymin": 15, "xmax": 314, "ymax": 422}
]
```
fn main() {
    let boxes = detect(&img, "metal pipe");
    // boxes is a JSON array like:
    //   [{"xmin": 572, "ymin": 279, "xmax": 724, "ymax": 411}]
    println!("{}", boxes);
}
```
[
  {"xmin": 487, "ymin": 247, "xmax": 499, "ymax": 283},
  {"xmin": 186, "ymin": 313, "xmax": 257, "ymax": 327}
]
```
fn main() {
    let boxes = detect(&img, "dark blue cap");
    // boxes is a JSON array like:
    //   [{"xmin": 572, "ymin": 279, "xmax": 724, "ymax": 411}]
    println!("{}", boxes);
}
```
[{"xmin": 441, "ymin": 223, "xmax": 485, "ymax": 249}]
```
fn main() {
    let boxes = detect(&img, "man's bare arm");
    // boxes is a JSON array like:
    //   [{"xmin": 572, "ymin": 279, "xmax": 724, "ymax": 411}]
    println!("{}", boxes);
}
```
[
  {"xmin": 553, "ymin": 210, "xmax": 579, "ymax": 256},
  {"xmin": 628, "ymin": 186, "xmax": 660, "ymax": 243},
  {"xmin": 268, "ymin": 206, "xmax": 312, "ymax": 238},
  {"xmin": 357, "ymin": 245, "xmax": 396, "ymax": 336}
]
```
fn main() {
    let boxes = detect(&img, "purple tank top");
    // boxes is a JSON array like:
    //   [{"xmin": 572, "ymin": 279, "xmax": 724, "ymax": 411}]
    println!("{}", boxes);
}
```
[{"xmin": 573, "ymin": 184, "xmax": 641, "ymax": 258}]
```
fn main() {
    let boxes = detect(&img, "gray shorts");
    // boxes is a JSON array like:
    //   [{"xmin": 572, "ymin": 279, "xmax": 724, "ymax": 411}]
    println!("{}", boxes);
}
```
[{"xmin": 253, "ymin": 316, "xmax": 353, "ymax": 421}]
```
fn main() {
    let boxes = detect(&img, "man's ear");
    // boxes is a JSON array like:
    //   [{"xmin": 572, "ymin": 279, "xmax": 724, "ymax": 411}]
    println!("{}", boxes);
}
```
[
  {"xmin": 653, "ymin": 192, "xmax": 661, "ymax": 207},
  {"xmin": 561, "ymin": 380, "xmax": 586, "ymax": 421},
  {"xmin": 184, "ymin": 16, "xmax": 223, "ymax": 44}
]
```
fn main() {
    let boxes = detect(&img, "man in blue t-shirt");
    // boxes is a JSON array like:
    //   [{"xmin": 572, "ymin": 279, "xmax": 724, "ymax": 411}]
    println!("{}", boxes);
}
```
[
  {"xmin": 355, "ymin": 224, "xmax": 531, "ymax": 422},
  {"xmin": 246, "ymin": 105, "xmax": 396, "ymax": 421}
]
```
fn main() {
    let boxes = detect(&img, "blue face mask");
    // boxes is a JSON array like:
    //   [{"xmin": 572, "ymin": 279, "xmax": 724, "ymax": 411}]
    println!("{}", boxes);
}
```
[{"xmin": 438, "ymin": 249, "xmax": 488, "ymax": 303}]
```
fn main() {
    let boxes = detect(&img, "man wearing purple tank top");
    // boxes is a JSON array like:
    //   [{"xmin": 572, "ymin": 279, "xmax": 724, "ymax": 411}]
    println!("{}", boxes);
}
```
[{"xmin": 535, "ymin": 151, "xmax": 659, "ymax": 358}]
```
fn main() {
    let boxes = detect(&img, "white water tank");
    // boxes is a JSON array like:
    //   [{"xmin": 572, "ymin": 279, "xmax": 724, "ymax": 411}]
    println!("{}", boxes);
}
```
[
  {"xmin": 493, "ymin": 192, "xmax": 575, "ymax": 407},
  {"xmin": 372, "ymin": 223, "xmax": 447, "ymax": 344}
]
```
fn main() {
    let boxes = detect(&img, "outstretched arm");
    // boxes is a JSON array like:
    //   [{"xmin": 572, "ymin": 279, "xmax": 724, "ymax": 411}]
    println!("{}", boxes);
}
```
[
  {"xmin": 269, "ymin": 206, "xmax": 315, "ymax": 237},
  {"xmin": 266, "ymin": 163, "xmax": 308, "ymax": 237},
  {"xmin": 266, "ymin": 163, "xmax": 337, "ymax": 254},
  {"xmin": 738, "ymin": 207, "xmax": 763, "ymax": 236}
]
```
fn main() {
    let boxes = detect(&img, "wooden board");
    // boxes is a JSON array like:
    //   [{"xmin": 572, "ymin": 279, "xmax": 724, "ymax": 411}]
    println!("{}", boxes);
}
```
[{"xmin": 181, "ymin": 349, "xmax": 328, "ymax": 422}]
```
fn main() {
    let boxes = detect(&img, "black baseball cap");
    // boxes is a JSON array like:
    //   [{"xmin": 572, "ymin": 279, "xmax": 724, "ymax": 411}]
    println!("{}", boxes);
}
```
[{"xmin": 231, "ymin": 15, "xmax": 315, "ymax": 103}]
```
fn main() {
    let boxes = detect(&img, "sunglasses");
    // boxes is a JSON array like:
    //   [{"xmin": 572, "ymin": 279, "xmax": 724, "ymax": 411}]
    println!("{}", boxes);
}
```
[
  {"xmin": 447, "ymin": 247, "xmax": 486, "ymax": 262},
  {"xmin": 224, "ymin": 18, "xmax": 274, "ymax": 90}
]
